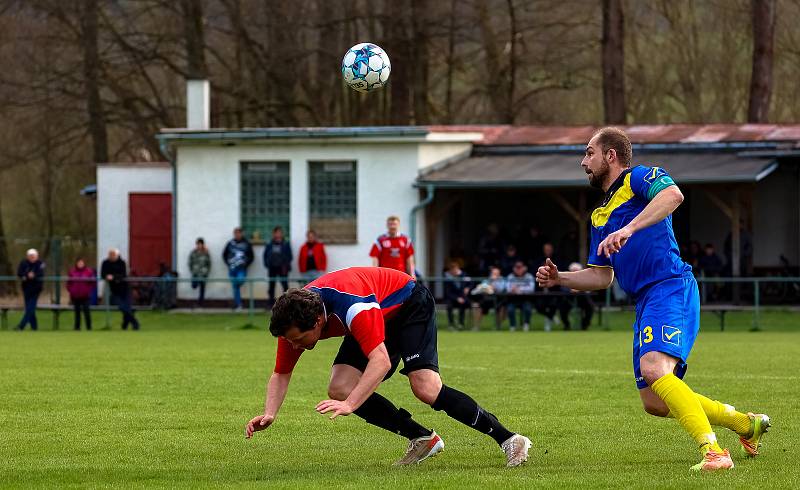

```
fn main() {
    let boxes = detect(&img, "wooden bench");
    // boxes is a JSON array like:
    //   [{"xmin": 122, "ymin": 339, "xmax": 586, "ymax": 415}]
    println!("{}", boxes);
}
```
[
  {"xmin": 700, "ymin": 304, "xmax": 755, "ymax": 331},
  {"xmin": 1, "ymin": 304, "xmax": 79, "ymax": 330}
]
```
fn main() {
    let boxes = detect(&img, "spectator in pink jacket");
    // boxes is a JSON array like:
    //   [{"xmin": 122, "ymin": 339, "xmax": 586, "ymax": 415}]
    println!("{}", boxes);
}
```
[{"xmin": 67, "ymin": 258, "xmax": 96, "ymax": 331}]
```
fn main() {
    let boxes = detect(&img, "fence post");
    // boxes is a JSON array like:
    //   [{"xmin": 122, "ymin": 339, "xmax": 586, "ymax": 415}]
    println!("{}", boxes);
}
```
[
  {"xmin": 248, "ymin": 279, "xmax": 255, "ymax": 324},
  {"xmin": 603, "ymin": 288, "xmax": 611, "ymax": 330},
  {"xmin": 103, "ymin": 281, "xmax": 111, "ymax": 329},
  {"xmin": 752, "ymin": 279, "xmax": 760, "ymax": 331},
  {"xmin": 52, "ymin": 238, "xmax": 62, "ymax": 306}
]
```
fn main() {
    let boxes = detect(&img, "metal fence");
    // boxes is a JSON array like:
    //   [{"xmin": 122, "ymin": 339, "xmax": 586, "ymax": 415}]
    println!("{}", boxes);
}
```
[{"xmin": 1, "ymin": 274, "xmax": 799, "ymax": 331}]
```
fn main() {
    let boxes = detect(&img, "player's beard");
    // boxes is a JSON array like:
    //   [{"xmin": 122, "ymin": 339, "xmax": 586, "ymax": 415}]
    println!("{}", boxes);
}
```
[{"xmin": 588, "ymin": 157, "xmax": 610, "ymax": 189}]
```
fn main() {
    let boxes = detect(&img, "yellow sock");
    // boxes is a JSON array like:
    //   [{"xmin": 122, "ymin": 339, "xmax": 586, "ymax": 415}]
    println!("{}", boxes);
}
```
[
  {"xmin": 650, "ymin": 374, "xmax": 723, "ymax": 454},
  {"xmin": 695, "ymin": 394, "xmax": 752, "ymax": 436}
]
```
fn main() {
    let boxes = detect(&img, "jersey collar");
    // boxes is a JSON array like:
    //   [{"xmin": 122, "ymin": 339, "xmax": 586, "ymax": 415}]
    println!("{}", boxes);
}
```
[{"xmin": 600, "ymin": 168, "xmax": 632, "ymax": 207}]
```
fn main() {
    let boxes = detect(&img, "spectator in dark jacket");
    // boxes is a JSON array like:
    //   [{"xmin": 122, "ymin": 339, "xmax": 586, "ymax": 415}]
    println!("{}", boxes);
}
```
[
  {"xmin": 100, "ymin": 248, "xmax": 140, "ymax": 330},
  {"xmin": 443, "ymin": 261, "xmax": 471, "ymax": 330},
  {"xmin": 222, "ymin": 227, "xmax": 254, "ymax": 310},
  {"xmin": 67, "ymin": 258, "xmax": 96, "ymax": 330},
  {"xmin": 16, "ymin": 249, "xmax": 44, "ymax": 331},
  {"xmin": 499, "ymin": 244, "xmax": 521, "ymax": 276},
  {"xmin": 189, "ymin": 238, "xmax": 211, "ymax": 306},
  {"xmin": 298, "ymin": 230, "xmax": 327, "ymax": 283},
  {"xmin": 264, "ymin": 226, "xmax": 292, "ymax": 304}
]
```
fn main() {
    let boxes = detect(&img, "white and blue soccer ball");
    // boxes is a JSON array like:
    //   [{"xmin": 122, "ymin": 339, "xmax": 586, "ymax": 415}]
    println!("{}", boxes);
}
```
[{"xmin": 341, "ymin": 43, "xmax": 391, "ymax": 93}]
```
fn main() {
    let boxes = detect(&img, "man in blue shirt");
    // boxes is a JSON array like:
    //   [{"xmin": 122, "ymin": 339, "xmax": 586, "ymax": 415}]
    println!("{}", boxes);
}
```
[{"xmin": 536, "ymin": 127, "xmax": 770, "ymax": 472}]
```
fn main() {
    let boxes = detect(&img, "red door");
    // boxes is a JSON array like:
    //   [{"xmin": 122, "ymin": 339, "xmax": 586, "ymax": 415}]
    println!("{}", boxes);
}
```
[{"xmin": 129, "ymin": 193, "xmax": 172, "ymax": 277}]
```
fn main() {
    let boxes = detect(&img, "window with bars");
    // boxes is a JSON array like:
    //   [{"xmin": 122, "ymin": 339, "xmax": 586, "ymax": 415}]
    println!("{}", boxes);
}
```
[
  {"xmin": 309, "ymin": 161, "xmax": 357, "ymax": 244},
  {"xmin": 240, "ymin": 161, "xmax": 290, "ymax": 243}
]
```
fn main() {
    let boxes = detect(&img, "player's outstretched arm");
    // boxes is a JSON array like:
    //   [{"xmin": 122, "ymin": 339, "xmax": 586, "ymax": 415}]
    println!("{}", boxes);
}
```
[
  {"xmin": 316, "ymin": 343, "xmax": 391, "ymax": 419},
  {"xmin": 597, "ymin": 186, "xmax": 684, "ymax": 258},
  {"xmin": 245, "ymin": 371, "xmax": 292, "ymax": 438},
  {"xmin": 537, "ymin": 258, "xmax": 613, "ymax": 291}
]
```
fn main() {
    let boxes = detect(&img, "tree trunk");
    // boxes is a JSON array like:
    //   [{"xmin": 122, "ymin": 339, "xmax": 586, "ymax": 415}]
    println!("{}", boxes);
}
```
[
  {"xmin": 747, "ymin": 0, "xmax": 776, "ymax": 123},
  {"xmin": 182, "ymin": 0, "xmax": 208, "ymax": 79},
  {"xmin": 81, "ymin": 0, "xmax": 108, "ymax": 164},
  {"xmin": 387, "ymin": 0, "xmax": 411, "ymax": 125},
  {"xmin": 0, "ymin": 191, "xmax": 14, "ymax": 296},
  {"xmin": 410, "ymin": 0, "xmax": 430, "ymax": 124},
  {"xmin": 602, "ymin": 0, "xmax": 626, "ymax": 124}
]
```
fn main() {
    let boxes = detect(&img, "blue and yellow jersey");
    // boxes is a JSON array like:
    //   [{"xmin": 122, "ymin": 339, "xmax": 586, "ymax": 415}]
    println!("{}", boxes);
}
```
[{"xmin": 587, "ymin": 165, "xmax": 692, "ymax": 299}]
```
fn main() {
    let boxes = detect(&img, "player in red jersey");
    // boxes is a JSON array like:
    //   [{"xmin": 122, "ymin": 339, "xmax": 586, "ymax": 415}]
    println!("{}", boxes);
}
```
[
  {"xmin": 369, "ymin": 216, "xmax": 415, "ymax": 278},
  {"xmin": 244, "ymin": 267, "xmax": 531, "ymax": 467}
]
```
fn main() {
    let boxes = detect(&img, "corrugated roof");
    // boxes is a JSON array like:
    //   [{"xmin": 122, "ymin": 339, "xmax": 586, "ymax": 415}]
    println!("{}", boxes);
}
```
[
  {"xmin": 417, "ymin": 152, "xmax": 778, "ymax": 188},
  {"xmin": 428, "ymin": 124, "xmax": 800, "ymax": 146}
]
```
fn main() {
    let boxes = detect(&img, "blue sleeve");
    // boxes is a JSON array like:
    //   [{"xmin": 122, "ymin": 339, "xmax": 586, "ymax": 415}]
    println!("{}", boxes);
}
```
[
  {"xmin": 587, "ymin": 224, "xmax": 612, "ymax": 268},
  {"xmin": 629, "ymin": 165, "xmax": 676, "ymax": 201}
]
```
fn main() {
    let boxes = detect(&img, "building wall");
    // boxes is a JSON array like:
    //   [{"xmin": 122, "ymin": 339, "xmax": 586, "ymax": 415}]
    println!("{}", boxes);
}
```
[
  {"xmin": 753, "ymin": 164, "xmax": 799, "ymax": 266},
  {"xmin": 96, "ymin": 165, "xmax": 172, "ymax": 269},
  {"xmin": 174, "ymin": 142, "xmax": 425, "ymax": 299}
]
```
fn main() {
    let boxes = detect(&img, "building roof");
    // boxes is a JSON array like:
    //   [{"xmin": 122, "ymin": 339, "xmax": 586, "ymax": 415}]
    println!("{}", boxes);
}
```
[
  {"xmin": 417, "ymin": 152, "xmax": 778, "ymax": 189},
  {"xmin": 429, "ymin": 124, "xmax": 800, "ymax": 147}
]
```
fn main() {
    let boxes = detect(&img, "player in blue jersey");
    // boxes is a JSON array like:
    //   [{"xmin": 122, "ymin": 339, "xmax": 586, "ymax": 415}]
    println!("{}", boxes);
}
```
[{"xmin": 535, "ymin": 127, "xmax": 770, "ymax": 472}]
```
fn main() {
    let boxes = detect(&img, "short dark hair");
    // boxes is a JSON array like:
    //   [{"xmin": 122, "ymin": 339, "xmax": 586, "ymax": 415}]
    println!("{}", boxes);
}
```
[
  {"xmin": 269, "ymin": 289, "xmax": 323, "ymax": 337},
  {"xmin": 273, "ymin": 226, "xmax": 283, "ymax": 233},
  {"xmin": 594, "ymin": 127, "xmax": 632, "ymax": 167},
  {"xmin": 196, "ymin": 237, "xmax": 205, "ymax": 244}
]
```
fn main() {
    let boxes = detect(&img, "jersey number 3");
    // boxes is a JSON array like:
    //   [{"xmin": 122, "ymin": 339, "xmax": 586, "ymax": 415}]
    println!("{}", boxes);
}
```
[{"xmin": 639, "ymin": 326, "xmax": 654, "ymax": 346}]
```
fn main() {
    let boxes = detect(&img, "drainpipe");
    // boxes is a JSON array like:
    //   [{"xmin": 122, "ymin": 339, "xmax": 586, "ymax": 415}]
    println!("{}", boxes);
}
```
[
  {"xmin": 409, "ymin": 184, "xmax": 435, "ymax": 270},
  {"xmin": 158, "ymin": 137, "xmax": 177, "ymax": 269}
]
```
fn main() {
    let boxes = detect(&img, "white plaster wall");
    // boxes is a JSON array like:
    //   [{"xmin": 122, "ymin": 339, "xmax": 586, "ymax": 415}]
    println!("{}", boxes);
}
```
[
  {"xmin": 174, "ymin": 142, "xmax": 424, "ymax": 299},
  {"xmin": 96, "ymin": 165, "xmax": 172, "ymax": 269},
  {"xmin": 417, "ymin": 142, "xmax": 472, "ymax": 170}
]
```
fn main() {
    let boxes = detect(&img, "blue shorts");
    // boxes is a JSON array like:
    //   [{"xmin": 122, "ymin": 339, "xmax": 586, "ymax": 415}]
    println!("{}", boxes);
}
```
[{"xmin": 632, "ymin": 273, "xmax": 700, "ymax": 389}]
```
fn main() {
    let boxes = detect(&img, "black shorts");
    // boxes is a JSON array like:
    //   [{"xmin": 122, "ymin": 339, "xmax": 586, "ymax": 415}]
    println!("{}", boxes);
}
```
[{"xmin": 332, "ymin": 282, "xmax": 439, "ymax": 379}]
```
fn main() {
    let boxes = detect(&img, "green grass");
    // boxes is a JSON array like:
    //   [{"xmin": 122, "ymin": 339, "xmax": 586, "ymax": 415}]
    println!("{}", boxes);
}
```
[{"xmin": 1, "ymin": 311, "xmax": 799, "ymax": 488}]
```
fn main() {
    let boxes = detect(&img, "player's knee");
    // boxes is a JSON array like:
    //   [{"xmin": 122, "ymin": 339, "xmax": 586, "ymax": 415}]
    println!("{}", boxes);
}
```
[
  {"xmin": 327, "ymin": 383, "xmax": 351, "ymax": 401},
  {"xmin": 639, "ymin": 365, "xmax": 669, "ymax": 387},
  {"xmin": 410, "ymin": 382, "xmax": 438, "ymax": 405}
]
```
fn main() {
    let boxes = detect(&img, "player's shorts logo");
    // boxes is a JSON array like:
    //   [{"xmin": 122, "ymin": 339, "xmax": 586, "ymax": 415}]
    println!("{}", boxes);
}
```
[{"xmin": 662, "ymin": 325, "xmax": 681, "ymax": 346}]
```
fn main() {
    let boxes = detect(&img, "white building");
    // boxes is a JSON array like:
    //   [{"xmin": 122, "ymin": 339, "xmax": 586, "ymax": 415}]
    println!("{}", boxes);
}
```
[{"xmin": 154, "ymin": 127, "xmax": 479, "ymax": 300}]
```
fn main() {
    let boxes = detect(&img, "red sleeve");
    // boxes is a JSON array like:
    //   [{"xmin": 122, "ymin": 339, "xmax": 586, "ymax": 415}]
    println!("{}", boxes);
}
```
[
  {"xmin": 348, "ymin": 307, "xmax": 385, "ymax": 356},
  {"xmin": 274, "ymin": 337, "xmax": 304, "ymax": 374},
  {"xmin": 369, "ymin": 242, "xmax": 380, "ymax": 258},
  {"xmin": 317, "ymin": 243, "xmax": 327, "ymax": 270},
  {"xmin": 407, "ymin": 241, "xmax": 415, "ymax": 256}
]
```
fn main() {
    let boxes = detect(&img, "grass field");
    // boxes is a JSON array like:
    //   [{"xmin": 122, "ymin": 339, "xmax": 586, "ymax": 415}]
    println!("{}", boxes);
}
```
[{"xmin": 1, "ymin": 310, "xmax": 798, "ymax": 488}]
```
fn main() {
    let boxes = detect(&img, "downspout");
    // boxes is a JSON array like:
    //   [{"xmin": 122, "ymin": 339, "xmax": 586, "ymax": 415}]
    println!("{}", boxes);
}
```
[
  {"xmin": 158, "ymin": 136, "xmax": 177, "ymax": 269},
  {"xmin": 409, "ymin": 183, "xmax": 435, "ymax": 272}
]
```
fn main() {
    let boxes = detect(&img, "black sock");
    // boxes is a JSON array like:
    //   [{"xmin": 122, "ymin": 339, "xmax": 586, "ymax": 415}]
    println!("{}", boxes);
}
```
[
  {"xmin": 354, "ymin": 393, "xmax": 432, "ymax": 440},
  {"xmin": 431, "ymin": 385, "xmax": 514, "ymax": 446}
]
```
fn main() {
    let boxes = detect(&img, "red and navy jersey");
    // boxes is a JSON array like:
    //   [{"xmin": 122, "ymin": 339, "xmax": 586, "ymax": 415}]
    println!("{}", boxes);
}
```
[
  {"xmin": 273, "ymin": 267, "xmax": 416, "ymax": 374},
  {"xmin": 369, "ymin": 234, "xmax": 414, "ymax": 272}
]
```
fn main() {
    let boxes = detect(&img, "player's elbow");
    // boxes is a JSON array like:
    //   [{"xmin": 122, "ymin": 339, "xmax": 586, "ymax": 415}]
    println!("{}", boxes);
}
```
[{"xmin": 667, "ymin": 186, "xmax": 684, "ymax": 206}]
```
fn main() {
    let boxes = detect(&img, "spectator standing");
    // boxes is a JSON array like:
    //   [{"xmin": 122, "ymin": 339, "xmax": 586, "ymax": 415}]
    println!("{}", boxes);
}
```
[
  {"xmin": 189, "ymin": 238, "xmax": 211, "ymax": 306},
  {"xmin": 16, "ymin": 249, "xmax": 44, "ymax": 331},
  {"xmin": 698, "ymin": 243, "xmax": 724, "ymax": 276},
  {"xmin": 470, "ymin": 266, "xmax": 507, "ymax": 330},
  {"xmin": 369, "ymin": 215, "xmax": 415, "ymax": 278},
  {"xmin": 100, "ymin": 248, "xmax": 140, "ymax": 330},
  {"xmin": 499, "ymin": 244, "xmax": 521, "ymax": 276},
  {"xmin": 443, "ymin": 261, "xmax": 470, "ymax": 330},
  {"xmin": 67, "ymin": 258, "xmax": 95, "ymax": 331},
  {"xmin": 264, "ymin": 226, "xmax": 293, "ymax": 304},
  {"xmin": 477, "ymin": 223, "xmax": 504, "ymax": 271},
  {"xmin": 222, "ymin": 227, "xmax": 254, "ymax": 310},
  {"xmin": 298, "ymin": 229, "xmax": 327, "ymax": 283},
  {"xmin": 532, "ymin": 242, "xmax": 563, "ymax": 331},
  {"xmin": 506, "ymin": 261, "xmax": 535, "ymax": 332}
]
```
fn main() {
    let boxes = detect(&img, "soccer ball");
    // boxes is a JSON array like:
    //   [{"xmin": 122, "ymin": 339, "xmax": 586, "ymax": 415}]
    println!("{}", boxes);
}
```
[{"xmin": 341, "ymin": 43, "xmax": 391, "ymax": 93}]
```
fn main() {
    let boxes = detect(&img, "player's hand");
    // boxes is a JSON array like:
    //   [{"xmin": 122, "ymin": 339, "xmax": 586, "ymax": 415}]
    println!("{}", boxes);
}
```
[
  {"xmin": 597, "ymin": 227, "xmax": 633, "ymax": 258},
  {"xmin": 244, "ymin": 413, "xmax": 275, "ymax": 438},
  {"xmin": 315, "ymin": 399, "xmax": 353, "ymax": 419},
  {"xmin": 536, "ymin": 258, "xmax": 559, "ymax": 287}
]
